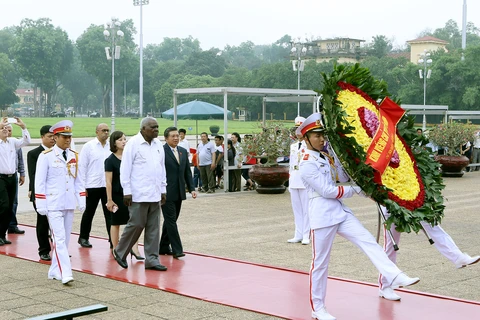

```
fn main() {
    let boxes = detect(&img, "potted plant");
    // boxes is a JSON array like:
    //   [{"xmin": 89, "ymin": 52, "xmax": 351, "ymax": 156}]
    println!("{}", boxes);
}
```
[
  {"xmin": 243, "ymin": 122, "xmax": 292, "ymax": 194},
  {"xmin": 209, "ymin": 125, "xmax": 220, "ymax": 135},
  {"xmin": 427, "ymin": 122, "xmax": 476, "ymax": 177}
]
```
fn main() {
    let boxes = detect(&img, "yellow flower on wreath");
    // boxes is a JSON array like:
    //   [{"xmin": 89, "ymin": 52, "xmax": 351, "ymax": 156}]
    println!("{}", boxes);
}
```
[{"xmin": 337, "ymin": 89, "xmax": 420, "ymax": 201}]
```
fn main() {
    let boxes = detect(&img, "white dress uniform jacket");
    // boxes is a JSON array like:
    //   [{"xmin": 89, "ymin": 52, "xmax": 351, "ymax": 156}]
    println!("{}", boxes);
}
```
[
  {"xmin": 35, "ymin": 145, "xmax": 86, "ymax": 212},
  {"xmin": 120, "ymin": 133, "xmax": 167, "ymax": 202},
  {"xmin": 34, "ymin": 144, "xmax": 86, "ymax": 283},
  {"xmin": 289, "ymin": 140, "xmax": 307, "ymax": 189},
  {"xmin": 299, "ymin": 149, "xmax": 357, "ymax": 229}
]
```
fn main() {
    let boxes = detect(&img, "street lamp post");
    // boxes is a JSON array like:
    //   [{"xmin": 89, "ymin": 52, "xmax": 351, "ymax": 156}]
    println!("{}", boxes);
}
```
[
  {"xmin": 418, "ymin": 49, "xmax": 433, "ymax": 131},
  {"xmin": 104, "ymin": 19, "xmax": 124, "ymax": 132},
  {"xmin": 133, "ymin": 0, "xmax": 149, "ymax": 118},
  {"xmin": 291, "ymin": 42, "xmax": 307, "ymax": 116}
]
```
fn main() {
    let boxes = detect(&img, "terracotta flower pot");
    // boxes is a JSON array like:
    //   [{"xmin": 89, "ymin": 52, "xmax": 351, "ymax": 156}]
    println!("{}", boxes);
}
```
[
  {"xmin": 435, "ymin": 155, "xmax": 470, "ymax": 177},
  {"xmin": 249, "ymin": 165, "xmax": 289, "ymax": 194}
]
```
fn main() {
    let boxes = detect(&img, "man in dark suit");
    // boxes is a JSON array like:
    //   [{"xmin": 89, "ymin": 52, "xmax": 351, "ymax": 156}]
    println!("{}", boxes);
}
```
[
  {"xmin": 159, "ymin": 127, "xmax": 196, "ymax": 258},
  {"xmin": 27, "ymin": 125, "xmax": 55, "ymax": 261}
]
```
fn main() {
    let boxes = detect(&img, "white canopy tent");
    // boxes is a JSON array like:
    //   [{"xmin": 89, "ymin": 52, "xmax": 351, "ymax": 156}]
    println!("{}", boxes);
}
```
[{"xmin": 172, "ymin": 87, "xmax": 319, "ymax": 192}]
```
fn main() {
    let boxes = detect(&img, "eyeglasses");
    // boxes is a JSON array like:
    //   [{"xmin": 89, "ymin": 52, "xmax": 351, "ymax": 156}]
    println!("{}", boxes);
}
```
[{"xmin": 101, "ymin": 129, "xmax": 110, "ymax": 133}]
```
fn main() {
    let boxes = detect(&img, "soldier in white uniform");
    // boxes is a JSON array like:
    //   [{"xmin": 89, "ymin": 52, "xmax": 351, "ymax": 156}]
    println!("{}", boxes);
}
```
[
  {"xmin": 287, "ymin": 116, "xmax": 310, "ymax": 245},
  {"xmin": 297, "ymin": 113, "xmax": 420, "ymax": 320},
  {"xmin": 35, "ymin": 120, "xmax": 86, "ymax": 285},
  {"xmin": 379, "ymin": 205, "xmax": 480, "ymax": 301}
]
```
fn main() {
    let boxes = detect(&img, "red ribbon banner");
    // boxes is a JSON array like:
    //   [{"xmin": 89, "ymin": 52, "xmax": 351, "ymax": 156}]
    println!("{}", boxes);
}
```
[{"xmin": 365, "ymin": 97, "xmax": 406, "ymax": 174}]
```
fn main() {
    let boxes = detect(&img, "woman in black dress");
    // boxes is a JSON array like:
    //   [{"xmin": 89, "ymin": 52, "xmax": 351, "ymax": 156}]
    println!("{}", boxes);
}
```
[{"xmin": 105, "ymin": 131, "xmax": 144, "ymax": 260}]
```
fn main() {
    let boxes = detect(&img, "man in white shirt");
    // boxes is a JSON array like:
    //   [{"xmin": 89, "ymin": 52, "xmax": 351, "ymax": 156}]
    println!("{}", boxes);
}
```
[
  {"xmin": 113, "ymin": 117, "xmax": 167, "ymax": 271},
  {"xmin": 178, "ymin": 128, "xmax": 190, "ymax": 162},
  {"xmin": 0, "ymin": 117, "xmax": 31, "ymax": 245},
  {"xmin": 231, "ymin": 132, "xmax": 243, "ymax": 192},
  {"xmin": 472, "ymin": 130, "xmax": 480, "ymax": 171},
  {"xmin": 78, "ymin": 123, "xmax": 111, "ymax": 248},
  {"xmin": 5, "ymin": 124, "xmax": 26, "ymax": 235},
  {"xmin": 197, "ymin": 132, "xmax": 216, "ymax": 193},
  {"xmin": 214, "ymin": 135, "xmax": 224, "ymax": 188}
]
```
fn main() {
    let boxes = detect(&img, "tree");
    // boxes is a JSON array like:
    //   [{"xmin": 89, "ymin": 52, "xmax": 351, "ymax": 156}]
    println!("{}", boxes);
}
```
[
  {"xmin": 182, "ymin": 49, "xmax": 226, "ymax": 77},
  {"xmin": 154, "ymin": 74, "xmax": 219, "ymax": 110},
  {"xmin": 368, "ymin": 35, "xmax": 393, "ymax": 58},
  {"xmin": 76, "ymin": 19, "xmax": 138, "ymax": 116},
  {"xmin": 144, "ymin": 36, "xmax": 201, "ymax": 62},
  {"xmin": 0, "ymin": 27, "xmax": 16, "ymax": 58},
  {"xmin": 61, "ymin": 47, "xmax": 102, "ymax": 113},
  {"xmin": 11, "ymin": 18, "xmax": 73, "ymax": 116},
  {"xmin": 222, "ymin": 41, "xmax": 263, "ymax": 69},
  {"xmin": 143, "ymin": 59, "xmax": 184, "ymax": 113},
  {"xmin": 0, "ymin": 53, "xmax": 19, "ymax": 109}
]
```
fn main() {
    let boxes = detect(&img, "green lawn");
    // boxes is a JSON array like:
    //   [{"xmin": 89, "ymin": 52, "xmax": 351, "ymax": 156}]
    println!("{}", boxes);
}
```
[{"xmin": 11, "ymin": 117, "xmax": 269, "ymax": 138}]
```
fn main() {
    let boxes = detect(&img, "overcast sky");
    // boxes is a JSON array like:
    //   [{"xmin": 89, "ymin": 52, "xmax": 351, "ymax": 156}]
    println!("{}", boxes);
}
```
[{"xmin": 1, "ymin": 0, "xmax": 478, "ymax": 49}]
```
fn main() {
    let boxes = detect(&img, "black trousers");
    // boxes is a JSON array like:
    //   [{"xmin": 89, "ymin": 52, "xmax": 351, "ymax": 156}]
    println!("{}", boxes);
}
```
[
  {"xmin": 0, "ymin": 175, "xmax": 16, "ymax": 238},
  {"xmin": 79, "ymin": 187, "xmax": 111, "ymax": 244},
  {"xmin": 33, "ymin": 201, "xmax": 51, "ymax": 256},
  {"xmin": 159, "ymin": 200, "xmax": 183, "ymax": 254}
]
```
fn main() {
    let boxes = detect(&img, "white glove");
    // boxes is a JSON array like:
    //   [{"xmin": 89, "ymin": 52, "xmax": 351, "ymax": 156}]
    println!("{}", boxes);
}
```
[
  {"xmin": 79, "ymin": 206, "xmax": 86, "ymax": 214},
  {"xmin": 352, "ymin": 186, "xmax": 367, "ymax": 198},
  {"xmin": 37, "ymin": 208, "xmax": 48, "ymax": 216}
]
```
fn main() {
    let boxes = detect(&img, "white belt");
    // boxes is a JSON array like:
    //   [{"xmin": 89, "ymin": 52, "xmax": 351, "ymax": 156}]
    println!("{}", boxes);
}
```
[{"xmin": 308, "ymin": 191, "xmax": 322, "ymax": 199}]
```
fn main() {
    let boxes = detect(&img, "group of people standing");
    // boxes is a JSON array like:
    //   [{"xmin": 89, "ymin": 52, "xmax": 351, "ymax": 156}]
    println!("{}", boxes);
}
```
[
  {"xmin": 1, "ymin": 116, "xmax": 196, "ymax": 285},
  {"xmin": 2, "ymin": 115, "xmax": 479, "ymax": 318},
  {"xmin": 192, "ymin": 131, "xmax": 255, "ymax": 193}
]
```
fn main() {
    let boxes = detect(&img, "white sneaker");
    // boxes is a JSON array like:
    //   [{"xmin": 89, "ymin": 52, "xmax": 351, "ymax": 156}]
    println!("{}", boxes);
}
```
[
  {"xmin": 62, "ymin": 276, "xmax": 74, "ymax": 285},
  {"xmin": 391, "ymin": 273, "xmax": 420, "ymax": 289},
  {"xmin": 379, "ymin": 287, "xmax": 401, "ymax": 301},
  {"xmin": 301, "ymin": 239, "xmax": 310, "ymax": 245},
  {"xmin": 287, "ymin": 238, "xmax": 302, "ymax": 243},
  {"xmin": 312, "ymin": 307, "xmax": 336, "ymax": 320},
  {"xmin": 47, "ymin": 274, "xmax": 61, "ymax": 281},
  {"xmin": 455, "ymin": 253, "xmax": 480, "ymax": 269}
]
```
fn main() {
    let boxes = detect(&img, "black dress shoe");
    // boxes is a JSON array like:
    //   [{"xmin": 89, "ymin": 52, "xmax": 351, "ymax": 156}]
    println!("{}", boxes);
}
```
[
  {"xmin": 40, "ymin": 254, "xmax": 52, "ymax": 261},
  {"xmin": 173, "ymin": 253, "xmax": 186, "ymax": 259},
  {"xmin": 0, "ymin": 238, "xmax": 12, "ymax": 244},
  {"xmin": 78, "ymin": 238, "xmax": 92, "ymax": 248},
  {"xmin": 159, "ymin": 250, "xmax": 173, "ymax": 255},
  {"xmin": 146, "ymin": 264, "xmax": 167, "ymax": 271},
  {"xmin": 113, "ymin": 249, "xmax": 128, "ymax": 269},
  {"xmin": 8, "ymin": 227, "xmax": 25, "ymax": 234},
  {"xmin": 0, "ymin": 238, "xmax": 4, "ymax": 246}
]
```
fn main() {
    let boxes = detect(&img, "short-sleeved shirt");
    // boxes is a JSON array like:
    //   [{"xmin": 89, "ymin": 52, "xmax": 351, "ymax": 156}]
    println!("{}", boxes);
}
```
[{"xmin": 197, "ymin": 141, "xmax": 216, "ymax": 166}]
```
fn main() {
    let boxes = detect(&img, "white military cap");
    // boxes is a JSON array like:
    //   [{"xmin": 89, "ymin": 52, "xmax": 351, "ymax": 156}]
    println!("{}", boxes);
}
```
[
  {"xmin": 296, "ymin": 113, "xmax": 324, "ymax": 136},
  {"xmin": 50, "ymin": 120, "xmax": 73, "ymax": 136},
  {"xmin": 294, "ymin": 116, "xmax": 306, "ymax": 127}
]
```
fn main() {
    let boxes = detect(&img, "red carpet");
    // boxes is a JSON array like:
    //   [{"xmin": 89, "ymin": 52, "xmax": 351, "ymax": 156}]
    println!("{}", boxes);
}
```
[{"xmin": 1, "ymin": 225, "xmax": 479, "ymax": 319}]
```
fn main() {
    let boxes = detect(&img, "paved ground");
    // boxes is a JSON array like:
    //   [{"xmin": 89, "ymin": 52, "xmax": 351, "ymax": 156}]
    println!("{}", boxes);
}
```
[{"xmin": 2, "ymin": 144, "xmax": 480, "ymax": 319}]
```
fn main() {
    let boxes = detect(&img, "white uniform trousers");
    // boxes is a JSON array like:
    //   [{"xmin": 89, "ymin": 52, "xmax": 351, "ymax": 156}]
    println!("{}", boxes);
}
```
[
  {"xmin": 310, "ymin": 214, "xmax": 402, "ymax": 312},
  {"xmin": 290, "ymin": 188, "xmax": 310, "ymax": 241},
  {"xmin": 47, "ymin": 210, "xmax": 74, "ymax": 280},
  {"xmin": 379, "ymin": 211, "xmax": 463, "ymax": 288}
]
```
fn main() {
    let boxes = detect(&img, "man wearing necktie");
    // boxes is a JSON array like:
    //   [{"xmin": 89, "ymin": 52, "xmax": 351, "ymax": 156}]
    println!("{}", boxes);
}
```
[
  {"xmin": 35, "ymin": 120, "xmax": 86, "ymax": 285},
  {"xmin": 27, "ymin": 125, "xmax": 55, "ymax": 261},
  {"xmin": 159, "ymin": 127, "xmax": 196, "ymax": 258},
  {"xmin": 287, "ymin": 116, "xmax": 310, "ymax": 245}
]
